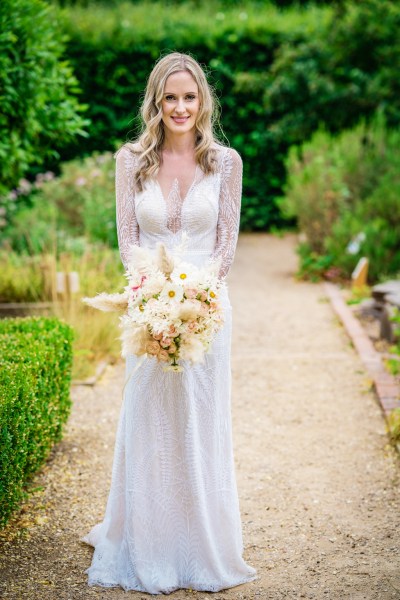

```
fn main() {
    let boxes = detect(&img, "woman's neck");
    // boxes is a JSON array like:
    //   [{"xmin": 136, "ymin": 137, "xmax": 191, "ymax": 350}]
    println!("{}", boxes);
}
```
[{"xmin": 162, "ymin": 131, "xmax": 196, "ymax": 157}]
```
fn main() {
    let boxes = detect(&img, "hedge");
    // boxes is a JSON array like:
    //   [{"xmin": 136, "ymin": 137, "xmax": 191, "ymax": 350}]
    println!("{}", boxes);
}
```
[
  {"xmin": 43, "ymin": 0, "xmax": 398, "ymax": 233},
  {"xmin": 51, "ymin": 1, "xmax": 331, "ymax": 231},
  {"xmin": 0, "ymin": 317, "xmax": 74, "ymax": 527}
]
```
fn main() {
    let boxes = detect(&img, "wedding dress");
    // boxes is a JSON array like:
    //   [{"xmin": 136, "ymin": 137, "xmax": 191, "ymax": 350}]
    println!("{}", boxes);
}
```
[{"xmin": 82, "ymin": 142, "xmax": 257, "ymax": 594}]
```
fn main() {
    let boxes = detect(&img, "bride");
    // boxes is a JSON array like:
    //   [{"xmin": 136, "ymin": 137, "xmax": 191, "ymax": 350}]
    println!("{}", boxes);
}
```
[{"xmin": 82, "ymin": 51, "xmax": 257, "ymax": 594}]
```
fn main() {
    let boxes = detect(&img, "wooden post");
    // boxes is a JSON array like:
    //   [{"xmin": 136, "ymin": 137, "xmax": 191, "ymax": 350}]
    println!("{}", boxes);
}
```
[{"xmin": 351, "ymin": 257, "xmax": 369, "ymax": 290}]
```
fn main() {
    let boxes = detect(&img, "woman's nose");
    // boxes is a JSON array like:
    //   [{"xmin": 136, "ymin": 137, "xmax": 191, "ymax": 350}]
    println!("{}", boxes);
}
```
[{"xmin": 175, "ymin": 98, "xmax": 186, "ymax": 113}]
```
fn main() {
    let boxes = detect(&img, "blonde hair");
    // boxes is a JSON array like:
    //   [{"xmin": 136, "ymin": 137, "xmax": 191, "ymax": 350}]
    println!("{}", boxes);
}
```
[{"xmin": 124, "ymin": 52, "xmax": 222, "ymax": 191}]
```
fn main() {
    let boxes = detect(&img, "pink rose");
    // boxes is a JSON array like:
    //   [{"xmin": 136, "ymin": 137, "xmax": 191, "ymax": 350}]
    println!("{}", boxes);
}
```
[
  {"xmin": 158, "ymin": 349, "xmax": 170, "ymax": 362},
  {"xmin": 153, "ymin": 332, "xmax": 163, "ymax": 341},
  {"xmin": 160, "ymin": 337, "xmax": 171, "ymax": 348},
  {"xmin": 185, "ymin": 288, "xmax": 198, "ymax": 299},
  {"xmin": 168, "ymin": 324, "xmax": 178, "ymax": 336},
  {"xmin": 145, "ymin": 340, "xmax": 160, "ymax": 355},
  {"xmin": 187, "ymin": 321, "xmax": 197, "ymax": 332},
  {"xmin": 199, "ymin": 303, "xmax": 208, "ymax": 316}
]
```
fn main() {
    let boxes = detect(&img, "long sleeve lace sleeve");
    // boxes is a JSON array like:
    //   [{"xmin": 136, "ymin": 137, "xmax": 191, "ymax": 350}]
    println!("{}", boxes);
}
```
[
  {"xmin": 115, "ymin": 146, "xmax": 140, "ymax": 269},
  {"xmin": 211, "ymin": 148, "xmax": 243, "ymax": 279}
]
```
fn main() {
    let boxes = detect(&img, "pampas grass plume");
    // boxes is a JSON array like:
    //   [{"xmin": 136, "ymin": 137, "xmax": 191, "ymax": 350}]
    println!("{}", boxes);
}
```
[{"xmin": 82, "ymin": 292, "xmax": 128, "ymax": 312}]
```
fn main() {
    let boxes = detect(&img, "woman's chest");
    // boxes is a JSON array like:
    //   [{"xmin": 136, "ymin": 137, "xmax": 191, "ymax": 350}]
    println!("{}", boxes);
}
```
[{"xmin": 134, "ymin": 173, "xmax": 221, "ymax": 236}]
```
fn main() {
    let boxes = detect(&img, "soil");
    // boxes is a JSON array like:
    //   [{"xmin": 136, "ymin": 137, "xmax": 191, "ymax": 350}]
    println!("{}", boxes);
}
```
[{"xmin": 0, "ymin": 233, "xmax": 399, "ymax": 600}]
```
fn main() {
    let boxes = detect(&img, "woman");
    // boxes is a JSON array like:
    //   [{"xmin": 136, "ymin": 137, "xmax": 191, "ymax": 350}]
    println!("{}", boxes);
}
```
[{"xmin": 83, "ymin": 52, "xmax": 257, "ymax": 594}]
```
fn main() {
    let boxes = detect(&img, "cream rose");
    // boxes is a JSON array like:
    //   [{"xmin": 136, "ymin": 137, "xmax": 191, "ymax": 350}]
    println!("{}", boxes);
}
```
[
  {"xmin": 158, "ymin": 349, "xmax": 170, "ymax": 362},
  {"xmin": 145, "ymin": 340, "xmax": 160, "ymax": 355}
]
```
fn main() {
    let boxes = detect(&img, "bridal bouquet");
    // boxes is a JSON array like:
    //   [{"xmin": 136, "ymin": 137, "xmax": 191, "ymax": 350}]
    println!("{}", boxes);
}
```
[{"xmin": 83, "ymin": 242, "xmax": 225, "ymax": 372}]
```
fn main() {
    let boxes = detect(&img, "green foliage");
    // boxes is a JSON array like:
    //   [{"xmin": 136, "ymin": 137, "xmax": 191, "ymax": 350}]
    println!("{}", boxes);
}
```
[
  {"xmin": 387, "ymin": 408, "xmax": 400, "ymax": 444},
  {"xmin": 263, "ymin": 0, "xmax": 400, "ymax": 145},
  {"xmin": 0, "ymin": 317, "xmax": 74, "ymax": 527},
  {"xmin": 0, "ymin": 0, "xmax": 90, "ymax": 195},
  {"xmin": 295, "ymin": 242, "xmax": 334, "ymax": 282},
  {"xmin": 0, "ymin": 253, "xmax": 51, "ymax": 302},
  {"xmin": 282, "ymin": 117, "xmax": 400, "ymax": 282},
  {"xmin": 51, "ymin": 1, "xmax": 331, "ymax": 231},
  {"xmin": 3, "ymin": 152, "xmax": 117, "ymax": 254}
]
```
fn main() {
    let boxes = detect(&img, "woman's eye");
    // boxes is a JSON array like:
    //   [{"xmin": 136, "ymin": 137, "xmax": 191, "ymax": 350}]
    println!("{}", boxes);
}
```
[
  {"xmin": 165, "ymin": 95, "xmax": 175, "ymax": 101},
  {"xmin": 186, "ymin": 95, "xmax": 196, "ymax": 101}
]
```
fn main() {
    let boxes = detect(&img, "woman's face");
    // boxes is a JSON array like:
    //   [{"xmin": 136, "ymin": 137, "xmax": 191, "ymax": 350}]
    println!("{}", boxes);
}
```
[{"xmin": 161, "ymin": 70, "xmax": 200, "ymax": 137}]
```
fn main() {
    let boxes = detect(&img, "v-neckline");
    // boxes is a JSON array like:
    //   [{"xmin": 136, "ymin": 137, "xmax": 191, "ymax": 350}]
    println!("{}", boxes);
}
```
[{"xmin": 155, "ymin": 165, "xmax": 199, "ymax": 206}]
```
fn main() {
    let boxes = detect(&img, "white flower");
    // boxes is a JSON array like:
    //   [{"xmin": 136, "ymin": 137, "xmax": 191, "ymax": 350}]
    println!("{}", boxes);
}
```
[
  {"xmin": 160, "ymin": 282, "xmax": 184, "ymax": 302},
  {"xmin": 163, "ymin": 364, "xmax": 184, "ymax": 373},
  {"xmin": 170, "ymin": 262, "xmax": 200, "ymax": 285}
]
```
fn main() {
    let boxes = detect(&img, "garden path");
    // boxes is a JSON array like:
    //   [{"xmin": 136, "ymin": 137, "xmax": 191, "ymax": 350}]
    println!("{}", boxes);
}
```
[{"xmin": 1, "ymin": 233, "xmax": 399, "ymax": 600}]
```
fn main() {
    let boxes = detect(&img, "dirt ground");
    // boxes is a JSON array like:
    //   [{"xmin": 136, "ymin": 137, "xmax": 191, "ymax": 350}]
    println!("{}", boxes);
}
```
[{"xmin": 1, "ymin": 233, "xmax": 399, "ymax": 600}]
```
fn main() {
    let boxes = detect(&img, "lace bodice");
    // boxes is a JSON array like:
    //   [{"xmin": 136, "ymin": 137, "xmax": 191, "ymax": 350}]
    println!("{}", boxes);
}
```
[{"xmin": 114, "ymin": 143, "xmax": 243, "ymax": 279}]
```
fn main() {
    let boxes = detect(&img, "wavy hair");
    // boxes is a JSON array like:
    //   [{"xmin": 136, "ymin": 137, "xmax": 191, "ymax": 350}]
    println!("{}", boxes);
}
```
[{"xmin": 124, "ymin": 52, "xmax": 223, "ymax": 191}]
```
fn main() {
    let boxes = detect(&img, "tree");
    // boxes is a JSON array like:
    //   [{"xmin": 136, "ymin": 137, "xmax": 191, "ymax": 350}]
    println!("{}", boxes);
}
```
[{"xmin": 0, "ymin": 0, "xmax": 90, "ymax": 195}]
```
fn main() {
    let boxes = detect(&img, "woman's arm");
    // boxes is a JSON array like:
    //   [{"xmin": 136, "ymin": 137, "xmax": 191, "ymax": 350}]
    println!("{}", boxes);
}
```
[
  {"xmin": 115, "ymin": 146, "xmax": 140, "ymax": 269},
  {"xmin": 211, "ymin": 147, "xmax": 243, "ymax": 279}
]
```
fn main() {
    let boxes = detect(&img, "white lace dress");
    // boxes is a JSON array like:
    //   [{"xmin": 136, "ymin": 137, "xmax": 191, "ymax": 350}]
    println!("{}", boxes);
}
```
[{"xmin": 82, "ymin": 143, "xmax": 257, "ymax": 594}]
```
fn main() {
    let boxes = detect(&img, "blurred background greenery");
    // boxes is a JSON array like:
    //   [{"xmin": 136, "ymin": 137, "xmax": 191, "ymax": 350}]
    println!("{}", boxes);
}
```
[{"xmin": 1, "ymin": 0, "xmax": 399, "ymax": 375}]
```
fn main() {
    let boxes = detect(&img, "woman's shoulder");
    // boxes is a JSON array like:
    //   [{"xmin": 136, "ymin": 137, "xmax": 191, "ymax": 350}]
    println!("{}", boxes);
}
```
[
  {"xmin": 211, "ymin": 142, "xmax": 242, "ymax": 173},
  {"xmin": 113, "ymin": 141, "xmax": 142, "ymax": 162}
]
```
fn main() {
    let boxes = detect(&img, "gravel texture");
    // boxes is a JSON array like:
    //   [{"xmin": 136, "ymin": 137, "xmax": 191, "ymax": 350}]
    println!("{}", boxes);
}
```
[{"xmin": 0, "ymin": 233, "xmax": 399, "ymax": 600}]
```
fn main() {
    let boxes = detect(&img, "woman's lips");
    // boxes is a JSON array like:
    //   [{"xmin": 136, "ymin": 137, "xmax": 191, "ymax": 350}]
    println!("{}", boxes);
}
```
[{"xmin": 171, "ymin": 116, "xmax": 189, "ymax": 124}]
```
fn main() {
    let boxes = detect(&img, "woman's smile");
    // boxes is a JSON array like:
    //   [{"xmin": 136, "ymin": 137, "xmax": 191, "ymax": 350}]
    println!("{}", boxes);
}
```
[{"xmin": 171, "ymin": 116, "xmax": 190, "ymax": 124}]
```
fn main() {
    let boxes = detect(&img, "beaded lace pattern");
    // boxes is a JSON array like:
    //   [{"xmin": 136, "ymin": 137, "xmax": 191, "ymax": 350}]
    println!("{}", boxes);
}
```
[
  {"xmin": 114, "ymin": 144, "xmax": 243, "ymax": 279},
  {"xmin": 82, "ymin": 143, "xmax": 257, "ymax": 594}
]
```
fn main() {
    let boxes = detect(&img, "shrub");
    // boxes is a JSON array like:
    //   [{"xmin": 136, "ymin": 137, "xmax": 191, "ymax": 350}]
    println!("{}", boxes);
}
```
[
  {"xmin": 0, "ymin": 317, "xmax": 74, "ymax": 527},
  {"xmin": 0, "ymin": 0, "xmax": 89, "ymax": 196},
  {"xmin": 281, "ymin": 117, "xmax": 400, "ymax": 282},
  {"xmin": 263, "ymin": 0, "xmax": 400, "ymax": 146},
  {"xmin": 2, "ymin": 152, "xmax": 116, "ymax": 253},
  {"xmin": 50, "ymin": 1, "xmax": 331, "ymax": 230}
]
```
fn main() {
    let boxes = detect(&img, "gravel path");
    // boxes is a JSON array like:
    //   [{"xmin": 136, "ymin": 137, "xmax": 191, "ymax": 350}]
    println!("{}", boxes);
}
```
[{"xmin": 1, "ymin": 233, "xmax": 399, "ymax": 600}]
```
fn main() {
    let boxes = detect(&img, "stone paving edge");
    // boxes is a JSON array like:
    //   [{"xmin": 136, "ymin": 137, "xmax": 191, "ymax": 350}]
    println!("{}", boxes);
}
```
[{"xmin": 324, "ymin": 282, "xmax": 400, "ymax": 422}]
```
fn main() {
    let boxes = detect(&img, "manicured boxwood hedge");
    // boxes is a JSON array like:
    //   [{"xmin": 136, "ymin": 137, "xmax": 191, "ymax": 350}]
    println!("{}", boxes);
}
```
[{"xmin": 0, "ymin": 317, "xmax": 74, "ymax": 527}]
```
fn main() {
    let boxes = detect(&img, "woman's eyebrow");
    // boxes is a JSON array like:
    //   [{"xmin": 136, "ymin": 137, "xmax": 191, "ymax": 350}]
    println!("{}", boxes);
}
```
[{"xmin": 163, "ymin": 91, "xmax": 198, "ymax": 95}]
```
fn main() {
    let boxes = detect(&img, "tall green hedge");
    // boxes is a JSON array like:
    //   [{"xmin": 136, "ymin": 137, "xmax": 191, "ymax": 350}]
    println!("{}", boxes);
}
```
[
  {"xmin": 50, "ymin": 0, "xmax": 400, "ymax": 231},
  {"xmin": 54, "ymin": 1, "xmax": 331, "ymax": 230},
  {"xmin": 0, "ymin": 317, "xmax": 74, "ymax": 527}
]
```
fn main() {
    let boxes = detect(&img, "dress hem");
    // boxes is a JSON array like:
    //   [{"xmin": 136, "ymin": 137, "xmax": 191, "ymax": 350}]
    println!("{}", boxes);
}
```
[{"xmin": 86, "ymin": 572, "xmax": 259, "ymax": 595}]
